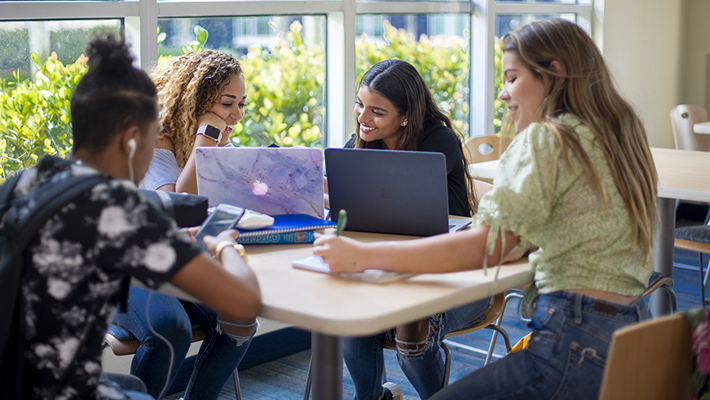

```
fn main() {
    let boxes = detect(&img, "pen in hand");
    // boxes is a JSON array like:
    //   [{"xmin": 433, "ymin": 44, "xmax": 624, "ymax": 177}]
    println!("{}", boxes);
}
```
[{"xmin": 335, "ymin": 209, "xmax": 348, "ymax": 236}]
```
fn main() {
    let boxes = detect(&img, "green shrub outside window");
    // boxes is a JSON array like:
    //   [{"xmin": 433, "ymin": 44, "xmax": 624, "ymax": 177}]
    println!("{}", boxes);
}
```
[
  {"xmin": 355, "ymin": 21, "xmax": 470, "ymax": 136},
  {"xmin": 0, "ymin": 52, "xmax": 85, "ymax": 180},
  {"xmin": 0, "ymin": 21, "xmax": 508, "ymax": 182}
]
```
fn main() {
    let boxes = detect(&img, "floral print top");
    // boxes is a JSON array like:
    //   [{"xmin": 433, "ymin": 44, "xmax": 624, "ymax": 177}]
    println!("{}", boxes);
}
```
[
  {"xmin": 10, "ymin": 156, "xmax": 201, "ymax": 399},
  {"xmin": 472, "ymin": 114, "xmax": 654, "ymax": 296},
  {"xmin": 687, "ymin": 308, "xmax": 709, "ymax": 399}
]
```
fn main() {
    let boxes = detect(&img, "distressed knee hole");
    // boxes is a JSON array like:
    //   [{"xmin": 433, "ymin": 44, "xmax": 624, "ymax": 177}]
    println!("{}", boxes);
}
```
[
  {"xmin": 217, "ymin": 317, "xmax": 259, "ymax": 347},
  {"xmin": 395, "ymin": 339, "xmax": 428, "ymax": 357},
  {"xmin": 394, "ymin": 321, "xmax": 437, "ymax": 357}
]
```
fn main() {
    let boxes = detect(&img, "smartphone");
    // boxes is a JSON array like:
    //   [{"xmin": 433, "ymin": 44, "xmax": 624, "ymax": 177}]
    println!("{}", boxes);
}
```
[{"xmin": 194, "ymin": 203, "xmax": 245, "ymax": 251}]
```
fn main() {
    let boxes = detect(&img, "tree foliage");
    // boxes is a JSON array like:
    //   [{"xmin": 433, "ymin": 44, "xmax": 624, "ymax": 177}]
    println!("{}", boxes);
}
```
[
  {"xmin": 0, "ymin": 52, "xmax": 86, "ymax": 179},
  {"xmin": 356, "ymin": 21, "xmax": 470, "ymax": 135}
]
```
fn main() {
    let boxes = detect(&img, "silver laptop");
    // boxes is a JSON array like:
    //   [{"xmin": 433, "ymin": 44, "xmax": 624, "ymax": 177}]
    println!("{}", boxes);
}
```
[
  {"xmin": 325, "ymin": 148, "xmax": 471, "ymax": 236},
  {"xmin": 195, "ymin": 147, "xmax": 325, "ymax": 218}
]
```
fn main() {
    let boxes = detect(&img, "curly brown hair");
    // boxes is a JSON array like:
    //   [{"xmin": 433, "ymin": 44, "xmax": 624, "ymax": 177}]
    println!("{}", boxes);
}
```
[{"xmin": 151, "ymin": 50, "xmax": 243, "ymax": 168}]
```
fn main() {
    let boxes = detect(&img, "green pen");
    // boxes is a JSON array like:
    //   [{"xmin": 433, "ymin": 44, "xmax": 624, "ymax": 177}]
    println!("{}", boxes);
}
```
[{"xmin": 335, "ymin": 209, "xmax": 348, "ymax": 236}]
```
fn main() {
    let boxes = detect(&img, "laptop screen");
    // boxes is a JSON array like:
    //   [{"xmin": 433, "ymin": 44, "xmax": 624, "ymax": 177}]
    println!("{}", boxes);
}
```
[
  {"xmin": 325, "ymin": 148, "xmax": 457, "ymax": 236},
  {"xmin": 195, "ymin": 147, "xmax": 324, "ymax": 218}
]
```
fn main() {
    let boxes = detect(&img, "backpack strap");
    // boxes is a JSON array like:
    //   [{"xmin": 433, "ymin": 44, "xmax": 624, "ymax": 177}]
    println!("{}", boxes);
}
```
[
  {"xmin": 3, "ymin": 174, "xmax": 110, "ymax": 248},
  {"xmin": 154, "ymin": 190, "xmax": 177, "ymax": 220},
  {"xmin": 0, "ymin": 172, "xmax": 24, "ymax": 222}
]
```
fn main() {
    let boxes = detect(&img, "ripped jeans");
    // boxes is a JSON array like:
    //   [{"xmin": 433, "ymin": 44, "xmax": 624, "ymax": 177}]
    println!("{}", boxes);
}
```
[
  {"xmin": 343, "ymin": 298, "xmax": 490, "ymax": 400},
  {"xmin": 429, "ymin": 291, "xmax": 650, "ymax": 400},
  {"xmin": 110, "ymin": 287, "xmax": 255, "ymax": 400}
]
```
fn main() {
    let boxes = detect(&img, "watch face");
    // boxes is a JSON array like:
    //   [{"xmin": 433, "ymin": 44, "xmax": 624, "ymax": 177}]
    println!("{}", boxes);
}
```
[{"xmin": 204, "ymin": 125, "xmax": 221, "ymax": 141}]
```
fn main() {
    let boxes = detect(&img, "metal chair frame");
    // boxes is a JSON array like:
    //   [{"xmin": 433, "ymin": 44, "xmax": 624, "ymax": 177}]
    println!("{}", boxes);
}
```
[
  {"xmin": 104, "ymin": 327, "xmax": 242, "ymax": 400},
  {"xmin": 302, "ymin": 293, "xmax": 512, "ymax": 399}
]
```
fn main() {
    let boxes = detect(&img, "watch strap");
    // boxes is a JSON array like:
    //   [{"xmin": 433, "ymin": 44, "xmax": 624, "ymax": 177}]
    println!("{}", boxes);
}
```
[{"xmin": 196, "ymin": 124, "xmax": 222, "ymax": 142}]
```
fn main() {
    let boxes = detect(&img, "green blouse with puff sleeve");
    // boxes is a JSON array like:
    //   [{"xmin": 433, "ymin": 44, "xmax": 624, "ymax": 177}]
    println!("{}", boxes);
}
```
[{"xmin": 472, "ymin": 114, "xmax": 653, "ymax": 296}]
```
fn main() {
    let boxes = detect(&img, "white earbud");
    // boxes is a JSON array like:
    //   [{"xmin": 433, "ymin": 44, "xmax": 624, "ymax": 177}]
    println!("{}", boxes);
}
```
[
  {"xmin": 127, "ymin": 138, "xmax": 137, "ymax": 184},
  {"xmin": 127, "ymin": 138, "xmax": 137, "ymax": 159}
]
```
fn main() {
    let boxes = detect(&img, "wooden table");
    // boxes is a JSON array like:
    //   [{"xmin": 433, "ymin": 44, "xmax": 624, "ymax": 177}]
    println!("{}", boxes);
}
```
[
  {"xmin": 468, "ymin": 160, "xmax": 499, "ymax": 181},
  {"xmin": 245, "ymin": 230, "xmax": 533, "ymax": 399},
  {"xmin": 650, "ymin": 147, "xmax": 710, "ymax": 315}
]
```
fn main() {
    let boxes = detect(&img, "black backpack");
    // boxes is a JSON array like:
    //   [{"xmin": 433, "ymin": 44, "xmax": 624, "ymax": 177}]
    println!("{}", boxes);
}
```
[{"xmin": 0, "ymin": 170, "xmax": 109, "ymax": 399}]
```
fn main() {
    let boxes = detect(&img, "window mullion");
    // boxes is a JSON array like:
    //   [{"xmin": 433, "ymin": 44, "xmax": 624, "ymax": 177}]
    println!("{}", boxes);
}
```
[
  {"xmin": 495, "ymin": 2, "xmax": 591, "ymax": 15},
  {"xmin": 326, "ymin": 0, "xmax": 355, "ymax": 148},
  {"xmin": 470, "ymin": 0, "xmax": 496, "ymax": 138}
]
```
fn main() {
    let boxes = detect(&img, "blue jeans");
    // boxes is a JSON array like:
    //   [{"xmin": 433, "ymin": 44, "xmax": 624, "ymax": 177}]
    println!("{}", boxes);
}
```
[
  {"xmin": 111, "ymin": 287, "xmax": 253, "ymax": 400},
  {"xmin": 343, "ymin": 298, "xmax": 490, "ymax": 400},
  {"xmin": 429, "ymin": 291, "xmax": 650, "ymax": 400}
]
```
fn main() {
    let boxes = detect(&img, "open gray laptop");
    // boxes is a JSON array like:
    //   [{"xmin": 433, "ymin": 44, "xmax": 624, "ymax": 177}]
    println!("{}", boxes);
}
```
[{"xmin": 325, "ymin": 148, "xmax": 471, "ymax": 236}]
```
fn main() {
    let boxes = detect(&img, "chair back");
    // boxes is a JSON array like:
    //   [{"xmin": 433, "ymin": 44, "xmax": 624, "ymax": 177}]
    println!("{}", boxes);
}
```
[
  {"xmin": 104, "ymin": 327, "xmax": 208, "ymax": 356},
  {"xmin": 472, "ymin": 179, "xmax": 494, "ymax": 200},
  {"xmin": 464, "ymin": 135, "xmax": 512, "ymax": 163},
  {"xmin": 598, "ymin": 313, "xmax": 692, "ymax": 400},
  {"xmin": 670, "ymin": 104, "xmax": 710, "ymax": 151},
  {"xmin": 442, "ymin": 292, "xmax": 506, "ymax": 339}
]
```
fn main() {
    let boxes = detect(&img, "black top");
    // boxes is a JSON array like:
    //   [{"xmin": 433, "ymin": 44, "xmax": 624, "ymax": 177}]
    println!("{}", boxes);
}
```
[
  {"xmin": 11, "ymin": 157, "xmax": 201, "ymax": 399},
  {"xmin": 345, "ymin": 125, "xmax": 469, "ymax": 217}
]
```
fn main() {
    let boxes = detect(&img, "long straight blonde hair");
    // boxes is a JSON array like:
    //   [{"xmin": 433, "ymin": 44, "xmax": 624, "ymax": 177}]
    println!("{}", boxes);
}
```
[{"xmin": 502, "ymin": 19, "xmax": 658, "ymax": 255}]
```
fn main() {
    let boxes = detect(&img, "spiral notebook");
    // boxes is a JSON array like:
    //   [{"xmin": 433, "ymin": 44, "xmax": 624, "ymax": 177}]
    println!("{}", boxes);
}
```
[
  {"xmin": 238, "ymin": 214, "xmax": 336, "ymax": 238},
  {"xmin": 292, "ymin": 255, "xmax": 415, "ymax": 284}
]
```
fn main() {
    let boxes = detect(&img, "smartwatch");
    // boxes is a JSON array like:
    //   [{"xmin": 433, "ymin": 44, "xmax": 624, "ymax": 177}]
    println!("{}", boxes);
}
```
[{"xmin": 196, "ymin": 124, "xmax": 222, "ymax": 143}]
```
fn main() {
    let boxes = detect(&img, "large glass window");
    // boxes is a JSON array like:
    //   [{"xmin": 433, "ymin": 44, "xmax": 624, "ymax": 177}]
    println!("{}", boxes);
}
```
[
  {"xmin": 496, "ymin": 13, "xmax": 585, "ymax": 38},
  {"xmin": 0, "ymin": 20, "xmax": 120, "ymax": 80},
  {"xmin": 492, "ymin": 13, "xmax": 589, "ymax": 134},
  {"xmin": 158, "ymin": 16, "xmax": 326, "ymax": 148},
  {"xmin": 356, "ymin": 14, "xmax": 471, "ymax": 136},
  {"xmin": 0, "ymin": 0, "xmax": 593, "ymax": 179},
  {"xmin": 0, "ymin": 19, "xmax": 120, "ymax": 178}
]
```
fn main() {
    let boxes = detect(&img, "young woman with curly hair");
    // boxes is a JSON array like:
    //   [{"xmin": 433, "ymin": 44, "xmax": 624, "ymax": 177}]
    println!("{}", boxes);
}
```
[
  {"xmin": 110, "ymin": 50, "xmax": 255, "ymax": 400},
  {"xmin": 141, "ymin": 49, "xmax": 246, "ymax": 194}
]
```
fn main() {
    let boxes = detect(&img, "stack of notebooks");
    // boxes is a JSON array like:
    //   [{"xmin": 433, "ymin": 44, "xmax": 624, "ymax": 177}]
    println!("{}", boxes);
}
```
[{"xmin": 237, "ymin": 214, "xmax": 336, "ymax": 244}]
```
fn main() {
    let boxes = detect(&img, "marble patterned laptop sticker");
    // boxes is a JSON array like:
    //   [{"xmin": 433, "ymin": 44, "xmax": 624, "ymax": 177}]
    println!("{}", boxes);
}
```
[{"xmin": 195, "ymin": 147, "xmax": 324, "ymax": 218}]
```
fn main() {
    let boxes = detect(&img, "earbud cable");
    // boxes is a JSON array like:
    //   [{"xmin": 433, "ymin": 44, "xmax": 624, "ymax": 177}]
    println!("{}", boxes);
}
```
[{"xmin": 146, "ymin": 291, "xmax": 175, "ymax": 400}]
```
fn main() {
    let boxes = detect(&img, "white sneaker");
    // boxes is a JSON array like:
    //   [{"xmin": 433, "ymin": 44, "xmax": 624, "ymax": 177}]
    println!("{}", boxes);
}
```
[{"xmin": 382, "ymin": 382, "xmax": 403, "ymax": 400}]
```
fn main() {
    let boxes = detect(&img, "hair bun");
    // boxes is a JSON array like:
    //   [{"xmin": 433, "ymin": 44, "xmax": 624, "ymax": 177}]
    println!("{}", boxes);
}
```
[{"xmin": 86, "ymin": 32, "xmax": 134, "ymax": 74}]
